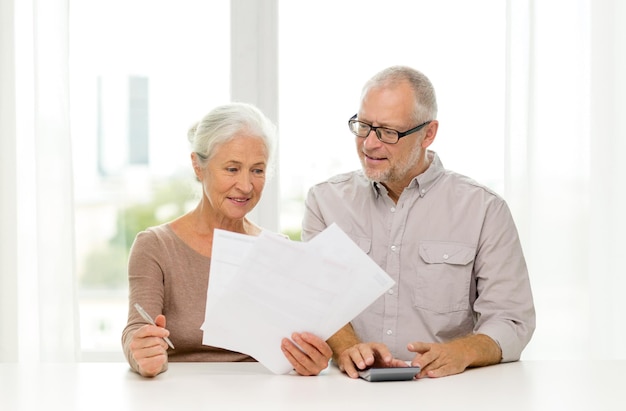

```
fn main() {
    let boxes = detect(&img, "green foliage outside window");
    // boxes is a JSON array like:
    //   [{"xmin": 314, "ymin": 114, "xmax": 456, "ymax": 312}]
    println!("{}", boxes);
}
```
[
  {"xmin": 79, "ymin": 176, "xmax": 195, "ymax": 289},
  {"xmin": 79, "ymin": 175, "xmax": 303, "ymax": 289}
]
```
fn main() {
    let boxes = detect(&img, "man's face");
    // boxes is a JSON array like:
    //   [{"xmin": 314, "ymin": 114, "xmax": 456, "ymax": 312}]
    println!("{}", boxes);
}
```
[{"xmin": 355, "ymin": 81, "xmax": 426, "ymax": 187}]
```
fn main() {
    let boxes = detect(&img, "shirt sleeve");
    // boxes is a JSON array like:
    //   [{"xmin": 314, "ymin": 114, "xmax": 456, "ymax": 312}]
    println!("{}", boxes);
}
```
[
  {"xmin": 472, "ymin": 198, "xmax": 536, "ymax": 362},
  {"xmin": 302, "ymin": 185, "xmax": 329, "ymax": 242},
  {"xmin": 121, "ymin": 230, "xmax": 167, "ymax": 373}
]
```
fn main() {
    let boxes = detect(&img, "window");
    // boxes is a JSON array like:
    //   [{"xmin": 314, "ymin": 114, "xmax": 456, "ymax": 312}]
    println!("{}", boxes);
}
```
[
  {"xmin": 278, "ymin": 0, "xmax": 506, "ymax": 236},
  {"xmin": 70, "ymin": 0, "xmax": 230, "ymax": 359},
  {"xmin": 72, "ymin": 0, "xmax": 506, "ymax": 359}
]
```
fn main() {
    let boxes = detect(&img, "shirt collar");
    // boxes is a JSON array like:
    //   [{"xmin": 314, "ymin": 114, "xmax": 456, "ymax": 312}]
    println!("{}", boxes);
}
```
[{"xmin": 413, "ymin": 150, "xmax": 444, "ymax": 197}]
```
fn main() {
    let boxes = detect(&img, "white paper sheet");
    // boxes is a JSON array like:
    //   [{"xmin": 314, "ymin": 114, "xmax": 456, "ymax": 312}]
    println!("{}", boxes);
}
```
[{"xmin": 200, "ymin": 223, "xmax": 394, "ymax": 374}]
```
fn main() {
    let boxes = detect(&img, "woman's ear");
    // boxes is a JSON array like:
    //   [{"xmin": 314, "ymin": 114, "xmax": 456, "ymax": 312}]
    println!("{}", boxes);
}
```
[{"xmin": 191, "ymin": 152, "xmax": 202, "ymax": 180}]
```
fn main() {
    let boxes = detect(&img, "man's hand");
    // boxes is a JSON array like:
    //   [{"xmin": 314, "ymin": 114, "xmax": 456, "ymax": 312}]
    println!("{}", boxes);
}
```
[
  {"xmin": 335, "ymin": 342, "xmax": 408, "ymax": 379},
  {"xmin": 408, "ymin": 334, "xmax": 502, "ymax": 378},
  {"xmin": 326, "ymin": 323, "xmax": 406, "ymax": 378}
]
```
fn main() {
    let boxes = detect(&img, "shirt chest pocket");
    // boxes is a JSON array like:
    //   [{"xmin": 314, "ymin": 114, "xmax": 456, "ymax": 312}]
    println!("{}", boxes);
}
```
[{"xmin": 413, "ymin": 242, "xmax": 475, "ymax": 313}]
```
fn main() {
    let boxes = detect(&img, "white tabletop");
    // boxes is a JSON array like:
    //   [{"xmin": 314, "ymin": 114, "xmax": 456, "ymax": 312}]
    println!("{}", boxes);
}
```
[{"xmin": 1, "ymin": 360, "xmax": 624, "ymax": 410}]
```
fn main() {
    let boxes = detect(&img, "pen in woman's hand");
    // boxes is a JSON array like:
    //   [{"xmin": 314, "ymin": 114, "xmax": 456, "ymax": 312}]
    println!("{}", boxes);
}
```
[{"xmin": 134, "ymin": 303, "xmax": 175, "ymax": 349}]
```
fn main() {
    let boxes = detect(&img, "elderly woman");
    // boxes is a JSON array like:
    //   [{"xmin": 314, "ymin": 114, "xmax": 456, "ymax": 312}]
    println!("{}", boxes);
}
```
[{"xmin": 122, "ymin": 102, "xmax": 331, "ymax": 377}]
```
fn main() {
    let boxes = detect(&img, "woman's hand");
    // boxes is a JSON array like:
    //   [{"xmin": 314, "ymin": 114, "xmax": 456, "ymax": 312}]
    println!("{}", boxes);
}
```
[
  {"xmin": 128, "ymin": 314, "xmax": 170, "ymax": 377},
  {"xmin": 281, "ymin": 332, "xmax": 332, "ymax": 376}
]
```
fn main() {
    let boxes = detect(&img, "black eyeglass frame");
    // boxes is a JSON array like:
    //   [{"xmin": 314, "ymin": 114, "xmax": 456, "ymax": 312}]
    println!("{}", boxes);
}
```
[{"xmin": 348, "ymin": 114, "xmax": 432, "ymax": 144}]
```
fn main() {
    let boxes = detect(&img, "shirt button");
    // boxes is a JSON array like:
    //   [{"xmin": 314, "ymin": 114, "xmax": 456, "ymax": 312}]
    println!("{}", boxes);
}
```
[
  {"xmin": 390, "ymin": 207, "xmax": 396, "ymax": 213},
  {"xmin": 443, "ymin": 254, "xmax": 449, "ymax": 260},
  {"xmin": 390, "ymin": 245, "xmax": 397, "ymax": 251},
  {"xmin": 388, "ymin": 289, "xmax": 394, "ymax": 295},
  {"xmin": 386, "ymin": 330, "xmax": 393, "ymax": 335}
]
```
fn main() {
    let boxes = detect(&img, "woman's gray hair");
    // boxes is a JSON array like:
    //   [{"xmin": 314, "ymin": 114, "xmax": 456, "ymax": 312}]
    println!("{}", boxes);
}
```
[
  {"xmin": 187, "ymin": 102, "xmax": 277, "ymax": 177},
  {"xmin": 362, "ymin": 65, "xmax": 438, "ymax": 123}
]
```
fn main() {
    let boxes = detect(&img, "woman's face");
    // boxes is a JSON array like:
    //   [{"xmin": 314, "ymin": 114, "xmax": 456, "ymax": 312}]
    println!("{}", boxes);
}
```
[{"xmin": 197, "ymin": 134, "xmax": 268, "ymax": 221}]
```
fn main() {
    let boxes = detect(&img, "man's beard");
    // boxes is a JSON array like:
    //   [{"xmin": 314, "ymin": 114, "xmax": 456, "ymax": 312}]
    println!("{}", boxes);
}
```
[{"xmin": 361, "ymin": 144, "xmax": 422, "ymax": 184}]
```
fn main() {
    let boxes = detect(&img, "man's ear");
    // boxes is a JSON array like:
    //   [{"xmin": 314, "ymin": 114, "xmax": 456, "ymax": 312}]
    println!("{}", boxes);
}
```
[{"xmin": 421, "ymin": 120, "xmax": 438, "ymax": 149}]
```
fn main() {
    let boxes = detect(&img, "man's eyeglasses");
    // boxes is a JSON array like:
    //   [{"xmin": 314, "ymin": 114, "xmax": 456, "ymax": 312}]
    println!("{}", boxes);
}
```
[{"xmin": 348, "ymin": 114, "xmax": 431, "ymax": 144}]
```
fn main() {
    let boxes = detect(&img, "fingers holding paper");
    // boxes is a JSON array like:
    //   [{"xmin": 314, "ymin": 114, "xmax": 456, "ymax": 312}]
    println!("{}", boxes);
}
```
[
  {"xmin": 129, "ymin": 314, "xmax": 170, "ymax": 377},
  {"xmin": 281, "ymin": 332, "xmax": 332, "ymax": 376}
]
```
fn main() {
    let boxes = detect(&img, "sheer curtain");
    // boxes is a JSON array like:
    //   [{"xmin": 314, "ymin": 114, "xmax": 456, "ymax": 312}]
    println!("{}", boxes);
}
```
[
  {"xmin": 588, "ymin": 0, "xmax": 626, "ymax": 359},
  {"xmin": 506, "ymin": 0, "xmax": 626, "ymax": 360},
  {"xmin": 0, "ymin": 0, "xmax": 78, "ymax": 362},
  {"xmin": 0, "ymin": 0, "xmax": 19, "ymax": 361}
]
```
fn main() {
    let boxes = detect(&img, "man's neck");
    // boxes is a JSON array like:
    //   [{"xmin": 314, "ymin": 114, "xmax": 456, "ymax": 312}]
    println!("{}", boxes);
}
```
[{"xmin": 382, "ymin": 150, "xmax": 432, "ymax": 203}]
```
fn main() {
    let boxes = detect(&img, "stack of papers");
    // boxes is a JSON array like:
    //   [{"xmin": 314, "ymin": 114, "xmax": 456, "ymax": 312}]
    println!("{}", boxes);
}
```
[{"xmin": 200, "ymin": 223, "xmax": 394, "ymax": 374}]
